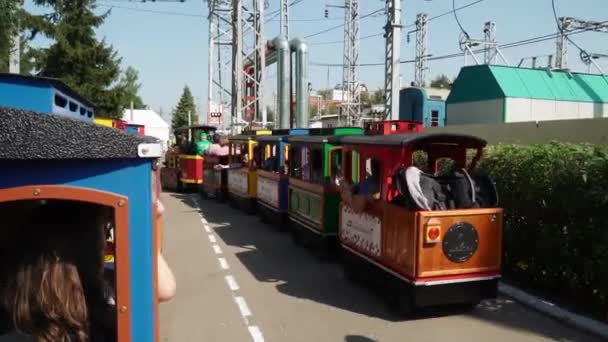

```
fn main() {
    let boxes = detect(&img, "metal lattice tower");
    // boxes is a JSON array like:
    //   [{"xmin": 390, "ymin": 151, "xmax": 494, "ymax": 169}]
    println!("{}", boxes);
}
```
[
  {"xmin": 207, "ymin": 0, "xmax": 234, "ymax": 129},
  {"xmin": 234, "ymin": 0, "xmax": 266, "ymax": 130},
  {"xmin": 461, "ymin": 21, "xmax": 509, "ymax": 66},
  {"xmin": 555, "ymin": 17, "xmax": 608, "ymax": 70},
  {"xmin": 414, "ymin": 13, "xmax": 428, "ymax": 87},
  {"xmin": 384, "ymin": 0, "xmax": 401, "ymax": 120},
  {"xmin": 341, "ymin": 0, "xmax": 360, "ymax": 126},
  {"xmin": 483, "ymin": 21, "xmax": 497, "ymax": 64},
  {"xmin": 281, "ymin": 0, "xmax": 289, "ymax": 40}
]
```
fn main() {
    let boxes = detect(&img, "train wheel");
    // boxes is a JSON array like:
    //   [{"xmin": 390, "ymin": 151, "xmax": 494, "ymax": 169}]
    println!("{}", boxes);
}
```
[
  {"xmin": 387, "ymin": 283, "xmax": 414, "ymax": 317},
  {"xmin": 291, "ymin": 228, "xmax": 302, "ymax": 246}
]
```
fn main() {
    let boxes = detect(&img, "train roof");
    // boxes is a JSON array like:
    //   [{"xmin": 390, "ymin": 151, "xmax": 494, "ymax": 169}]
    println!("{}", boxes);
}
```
[
  {"xmin": 340, "ymin": 133, "xmax": 487, "ymax": 148},
  {"xmin": 0, "ymin": 73, "xmax": 96, "ymax": 108},
  {"xmin": 285, "ymin": 134, "xmax": 354, "ymax": 145},
  {"xmin": 174, "ymin": 124, "xmax": 218, "ymax": 132},
  {"xmin": 0, "ymin": 107, "xmax": 159, "ymax": 160},
  {"xmin": 256, "ymin": 135, "xmax": 287, "ymax": 142}
]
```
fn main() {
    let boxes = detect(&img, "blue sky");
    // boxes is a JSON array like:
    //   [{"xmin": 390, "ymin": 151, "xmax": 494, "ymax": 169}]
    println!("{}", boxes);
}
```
[{"xmin": 25, "ymin": 0, "xmax": 607, "ymax": 118}]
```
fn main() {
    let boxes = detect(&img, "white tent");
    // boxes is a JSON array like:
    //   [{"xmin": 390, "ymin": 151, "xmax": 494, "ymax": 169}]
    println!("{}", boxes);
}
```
[{"xmin": 122, "ymin": 109, "xmax": 170, "ymax": 150}]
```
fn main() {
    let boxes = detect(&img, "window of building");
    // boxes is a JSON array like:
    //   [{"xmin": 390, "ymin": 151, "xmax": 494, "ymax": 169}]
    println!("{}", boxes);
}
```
[{"xmin": 431, "ymin": 110, "xmax": 439, "ymax": 127}]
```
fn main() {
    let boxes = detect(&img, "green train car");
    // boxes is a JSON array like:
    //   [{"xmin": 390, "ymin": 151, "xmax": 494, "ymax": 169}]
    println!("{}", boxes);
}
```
[{"xmin": 285, "ymin": 127, "xmax": 363, "ymax": 252}]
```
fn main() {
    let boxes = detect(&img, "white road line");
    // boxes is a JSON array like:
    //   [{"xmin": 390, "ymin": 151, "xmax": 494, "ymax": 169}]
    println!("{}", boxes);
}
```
[
  {"xmin": 201, "ymin": 217, "xmax": 208, "ymax": 224},
  {"xmin": 234, "ymin": 296, "xmax": 251, "ymax": 317},
  {"xmin": 203, "ymin": 224, "xmax": 211, "ymax": 233},
  {"xmin": 208, "ymin": 234, "xmax": 217, "ymax": 243},
  {"xmin": 225, "ymin": 275, "xmax": 240, "ymax": 291},
  {"xmin": 212, "ymin": 244, "xmax": 222, "ymax": 254},
  {"xmin": 218, "ymin": 257, "xmax": 229, "ymax": 270},
  {"xmin": 247, "ymin": 326, "xmax": 265, "ymax": 342}
]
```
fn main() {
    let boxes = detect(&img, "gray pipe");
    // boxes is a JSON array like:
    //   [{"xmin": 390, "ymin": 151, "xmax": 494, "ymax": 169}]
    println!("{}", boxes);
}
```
[
  {"xmin": 271, "ymin": 36, "xmax": 290, "ymax": 129},
  {"xmin": 290, "ymin": 38, "xmax": 309, "ymax": 128}
]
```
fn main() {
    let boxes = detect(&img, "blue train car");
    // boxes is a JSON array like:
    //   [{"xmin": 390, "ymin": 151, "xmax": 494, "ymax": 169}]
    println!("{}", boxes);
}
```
[
  {"xmin": 256, "ymin": 128, "xmax": 309, "ymax": 225},
  {"xmin": 399, "ymin": 87, "xmax": 446, "ymax": 127},
  {"xmin": 0, "ymin": 73, "xmax": 95, "ymax": 122},
  {"xmin": 0, "ymin": 107, "xmax": 163, "ymax": 341}
]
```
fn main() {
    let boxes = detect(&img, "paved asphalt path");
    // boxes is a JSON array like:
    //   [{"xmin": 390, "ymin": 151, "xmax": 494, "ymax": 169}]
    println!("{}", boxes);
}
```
[{"xmin": 159, "ymin": 192, "xmax": 601, "ymax": 342}]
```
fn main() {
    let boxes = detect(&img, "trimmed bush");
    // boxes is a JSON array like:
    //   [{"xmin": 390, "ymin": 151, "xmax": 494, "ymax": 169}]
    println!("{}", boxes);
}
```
[{"xmin": 478, "ymin": 142, "xmax": 608, "ymax": 319}]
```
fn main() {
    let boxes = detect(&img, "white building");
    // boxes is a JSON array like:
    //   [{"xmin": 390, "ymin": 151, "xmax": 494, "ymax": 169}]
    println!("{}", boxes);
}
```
[{"xmin": 122, "ymin": 109, "xmax": 170, "ymax": 149}]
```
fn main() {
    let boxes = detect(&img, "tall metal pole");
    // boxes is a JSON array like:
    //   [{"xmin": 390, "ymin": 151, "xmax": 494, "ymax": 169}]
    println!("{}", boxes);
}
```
[
  {"xmin": 483, "ymin": 21, "xmax": 497, "ymax": 65},
  {"xmin": 556, "ymin": 17, "xmax": 570, "ymax": 69},
  {"xmin": 232, "ymin": 0, "xmax": 243, "ymax": 134},
  {"xmin": 341, "ymin": 0, "xmax": 359, "ymax": 126},
  {"xmin": 255, "ymin": 0, "xmax": 266, "ymax": 127},
  {"xmin": 384, "ymin": 0, "xmax": 401, "ymax": 120},
  {"xmin": 280, "ymin": 0, "xmax": 289, "ymax": 40},
  {"xmin": 414, "ymin": 13, "xmax": 428, "ymax": 87}
]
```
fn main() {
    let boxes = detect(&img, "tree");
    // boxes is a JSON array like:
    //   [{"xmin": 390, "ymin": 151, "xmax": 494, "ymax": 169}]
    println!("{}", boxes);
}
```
[
  {"xmin": 430, "ymin": 74, "xmax": 453, "ymax": 89},
  {"xmin": 317, "ymin": 89, "xmax": 333, "ymax": 100},
  {"xmin": 27, "ymin": 1, "xmax": 126, "ymax": 118},
  {"xmin": 171, "ymin": 86, "xmax": 198, "ymax": 130},
  {"xmin": 118, "ymin": 66, "xmax": 146, "ymax": 109},
  {"xmin": 370, "ymin": 88, "xmax": 384, "ymax": 105},
  {"xmin": 359, "ymin": 90, "xmax": 371, "ymax": 109}
]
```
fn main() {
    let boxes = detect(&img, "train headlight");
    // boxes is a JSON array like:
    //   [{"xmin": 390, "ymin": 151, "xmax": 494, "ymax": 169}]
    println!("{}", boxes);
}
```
[{"xmin": 425, "ymin": 218, "xmax": 442, "ymax": 244}]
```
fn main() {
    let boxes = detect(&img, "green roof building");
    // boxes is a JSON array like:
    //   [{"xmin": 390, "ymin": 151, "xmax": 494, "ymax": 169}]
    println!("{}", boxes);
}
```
[{"xmin": 446, "ymin": 65, "xmax": 608, "ymax": 125}]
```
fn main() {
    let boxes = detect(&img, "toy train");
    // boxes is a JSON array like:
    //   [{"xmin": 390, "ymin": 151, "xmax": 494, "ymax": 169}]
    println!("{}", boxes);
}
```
[
  {"xmin": 163, "ymin": 119, "xmax": 503, "ymax": 314},
  {"xmin": 0, "ymin": 74, "xmax": 165, "ymax": 341}
]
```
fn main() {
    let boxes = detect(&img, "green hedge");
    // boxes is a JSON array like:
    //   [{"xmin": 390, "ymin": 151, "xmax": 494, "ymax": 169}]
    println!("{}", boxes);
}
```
[{"xmin": 478, "ymin": 142, "xmax": 608, "ymax": 319}]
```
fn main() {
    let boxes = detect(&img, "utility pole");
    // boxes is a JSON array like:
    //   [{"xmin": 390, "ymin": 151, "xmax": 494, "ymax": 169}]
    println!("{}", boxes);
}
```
[
  {"xmin": 483, "ymin": 21, "xmax": 497, "ymax": 65},
  {"xmin": 414, "ymin": 13, "xmax": 428, "ymax": 87},
  {"xmin": 280, "ymin": 0, "xmax": 289, "ymax": 39},
  {"xmin": 341, "ymin": 0, "xmax": 360, "ymax": 126},
  {"xmin": 384, "ymin": 0, "xmax": 401, "ymax": 120}
]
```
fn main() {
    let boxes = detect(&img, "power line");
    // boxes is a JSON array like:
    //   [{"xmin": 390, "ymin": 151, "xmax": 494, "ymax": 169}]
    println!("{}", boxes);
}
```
[
  {"xmin": 303, "ymin": 7, "xmax": 384, "ymax": 39},
  {"xmin": 96, "ymin": 2, "xmax": 205, "ymax": 17},
  {"xmin": 311, "ymin": 27, "xmax": 592, "ymax": 67},
  {"xmin": 310, "ymin": 0, "xmax": 487, "ymax": 46}
]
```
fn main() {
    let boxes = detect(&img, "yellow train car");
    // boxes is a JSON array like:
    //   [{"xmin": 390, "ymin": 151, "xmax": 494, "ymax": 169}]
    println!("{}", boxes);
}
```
[{"xmin": 226, "ymin": 130, "xmax": 271, "ymax": 213}]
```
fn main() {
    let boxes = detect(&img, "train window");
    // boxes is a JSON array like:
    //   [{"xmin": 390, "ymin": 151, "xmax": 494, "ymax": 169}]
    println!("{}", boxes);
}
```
[
  {"xmin": 80, "ymin": 107, "xmax": 87, "ymax": 116},
  {"xmin": 87, "ymin": 110, "xmax": 93, "ymax": 118},
  {"xmin": 69, "ymin": 101, "xmax": 78, "ymax": 113},
  {"xmin": 260, "ymin": 143, "xmax": 278, "ymax": 173},
  {"xmin": 310, "ymin": 148, "xmax": 324, "ymax": 184},
  {"xmin": 54, "ymin": 94, "xmax": 67, "ymax": 108},
  {"xmin": 289, "ymin": 146, "xmax": 302, "ymax": 179},
  {"xmin": 358, "ymin": 158, "xmax": 381, "ymax": 199},
  {"xmin": 329, "ymin": 148, "xmax": 342, "ymax": 180},
  {"xmin": 0, "ymin": 200, "xmax": 117, "ymax": 341}
]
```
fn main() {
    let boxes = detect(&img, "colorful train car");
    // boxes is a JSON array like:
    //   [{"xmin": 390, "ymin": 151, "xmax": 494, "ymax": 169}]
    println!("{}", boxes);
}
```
[
  {"xmin": 226, "ymin": 130, "xmax": 272, "ymax": 213},
  {"xmin": 256, "ymin": 128, "xmax": 309, "ymax": 225},
  {"xmin": 0, "ymin": 107, "xmax": 164, "ymax": 341},
  {"xmin": 160, "ymin": 125, "xmax": 217, "ymax": 192},
  {"xmin": 284, "ymin": 127, "xmax": 364, "ymax": 251},
  {"xmin": 338, "ymin": 132, "xmax": 502, "ymax": 313}
]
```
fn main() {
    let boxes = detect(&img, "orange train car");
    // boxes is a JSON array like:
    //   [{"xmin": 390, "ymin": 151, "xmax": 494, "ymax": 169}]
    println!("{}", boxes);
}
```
[{"xmin": 337, "ymin": 132, "xmax": 502, "ymax": 313}]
